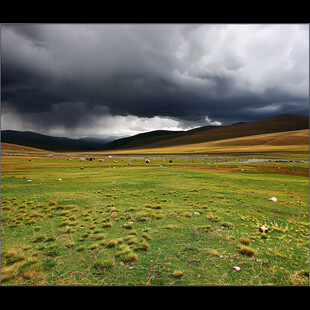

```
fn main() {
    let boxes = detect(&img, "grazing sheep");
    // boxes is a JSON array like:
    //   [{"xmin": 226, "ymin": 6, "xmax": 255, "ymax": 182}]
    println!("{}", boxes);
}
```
[
  {"xmin": 80, "ymin": 167, "xmax": 84, "ymax": 170},
  {"xmin": 114, "ymin": 161, "xmax": 117, "ymax": 163},
  {"xmin": 99, "ymin": 159, "xmax": 104, "ymax": 162},
  {"xmin": 145, "ymin": 159, "xmax": 150, "ymax": 164},
  {"xmin": 79, "ymin": 158, "xmax": 85, "ymax": 161},
  {"xmin": 169, "ymin": 160, "xmax": 173, "ymax": 163}
]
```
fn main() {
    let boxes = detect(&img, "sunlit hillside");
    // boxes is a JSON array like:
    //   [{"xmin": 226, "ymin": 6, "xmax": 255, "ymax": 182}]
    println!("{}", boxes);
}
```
[{"xmin": 99, "ymin": 129, "xmax": 309, "ymax": 154}]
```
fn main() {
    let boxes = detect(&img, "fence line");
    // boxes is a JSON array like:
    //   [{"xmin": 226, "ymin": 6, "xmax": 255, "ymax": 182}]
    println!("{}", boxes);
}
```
[{"xmin": 2, "ymin": 152, "xmax": 308, "ymax": 165}]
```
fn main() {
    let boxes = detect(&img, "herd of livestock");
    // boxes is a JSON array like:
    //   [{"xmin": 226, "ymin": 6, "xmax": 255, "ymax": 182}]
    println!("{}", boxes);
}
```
[{"xmin": 77, "ymin": 157, "xmax": 153, "ymax": 164}]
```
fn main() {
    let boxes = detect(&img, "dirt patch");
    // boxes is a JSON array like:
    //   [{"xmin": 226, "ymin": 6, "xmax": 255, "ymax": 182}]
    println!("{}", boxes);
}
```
[
  {"xmin": 170, "ymin": 164, "xmax": 309, "ymax": 177},
  {"xmin": 252, "ymin": 165, "xmax": 309, "ymax": 177}
]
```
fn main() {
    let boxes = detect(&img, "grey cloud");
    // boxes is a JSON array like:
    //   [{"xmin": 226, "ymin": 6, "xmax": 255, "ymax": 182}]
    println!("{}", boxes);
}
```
[{"xmin": 1, "ymin": 24, "xmax": 309, "ymax": 136}]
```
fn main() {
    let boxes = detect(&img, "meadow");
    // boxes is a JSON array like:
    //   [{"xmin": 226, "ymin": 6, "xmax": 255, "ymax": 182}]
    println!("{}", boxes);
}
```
[{"xmin": 1, "ymin": 154, "xmax": 309, "ymax": 285}]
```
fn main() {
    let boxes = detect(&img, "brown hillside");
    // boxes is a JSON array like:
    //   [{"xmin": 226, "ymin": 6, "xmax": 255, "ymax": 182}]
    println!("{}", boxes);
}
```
[
  {"xmin": 102, "ymin": 129, "xmax": 309, "ymax": 154},
  {"xmin": 130, "ymin": 114, "xmax": 309, "ymax": 150},
  {"xmin": 1, "ymin": 142, "xmax": 50, "ymax": 154}
]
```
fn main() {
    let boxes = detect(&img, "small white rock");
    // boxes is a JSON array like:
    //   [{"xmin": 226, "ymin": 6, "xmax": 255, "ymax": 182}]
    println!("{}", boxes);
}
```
[
  {"xmin": 260, "ymin": 225, "xmax": 268, "ymax": 233},
  {"xmin": 269, "ymin": 197, "xmax": 277, "ymax": 202}
]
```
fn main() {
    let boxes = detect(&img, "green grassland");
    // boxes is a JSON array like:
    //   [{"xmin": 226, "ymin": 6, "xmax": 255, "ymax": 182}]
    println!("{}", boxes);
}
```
[{"xmin": 1, "ymin": 155, "xmax": 309, "ymax": 285}]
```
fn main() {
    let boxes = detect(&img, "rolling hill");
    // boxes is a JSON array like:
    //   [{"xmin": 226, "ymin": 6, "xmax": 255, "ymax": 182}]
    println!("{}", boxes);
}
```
[
  {"xmin": 1, "ymin": 142, "xmax": 51, "ymax": 154},
  {"xmin": 103, "ymin": 113, "xmax": 309, "ymax": 151},
  {"xmin": 1, "ymin": 113, "xmax": 309, "ymax": 153},
  {"xmin": 104, "ymin": 129, "xmax": 308, "ymax": 154},
  {"xmin": 101, "ymin": 130, "xmax": 183, "ymax": 150}
]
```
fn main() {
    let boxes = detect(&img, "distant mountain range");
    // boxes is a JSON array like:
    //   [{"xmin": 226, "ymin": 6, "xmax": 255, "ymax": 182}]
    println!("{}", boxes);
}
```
[
  {"xmin": 0, "ymin": 130, "xmax": 114, "ymax": 152},
  {"xmin": 1, "ymin": 114, "xmax": 309, "ymax": 152}
]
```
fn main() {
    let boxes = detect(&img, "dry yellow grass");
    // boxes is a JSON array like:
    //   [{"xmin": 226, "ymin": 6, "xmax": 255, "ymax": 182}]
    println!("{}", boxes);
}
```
[
  {"xmin": 1, "ymin": 142, "xmax": 50, "ymax": 154},
  {"xmin": 95, "ymin": 129, "xmax": 309, "ymax": 154}
]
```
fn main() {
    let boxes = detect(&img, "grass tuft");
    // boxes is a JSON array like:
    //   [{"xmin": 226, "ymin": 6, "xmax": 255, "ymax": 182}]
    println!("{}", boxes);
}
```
[
  {"xmin": 93, "ymin": 258, "xmax": 115, "ymax": 270},
  {"xmin": 90, "ymin": 243, "xmax": 99, "ymax": 250},
  {"xmin": 240, "ymin": 238, "xmax": 250, "ymax": 245},
  {"xmin": 133, "ymin": 241, "xmax": 150, "ymax": 252},
  {"xmin": 238, "ymin": 245, "xmax": 256, "ymax": 256},
  {"xmin": 172, "ymin": 270, "xmax": 184, "ymax": 278}
]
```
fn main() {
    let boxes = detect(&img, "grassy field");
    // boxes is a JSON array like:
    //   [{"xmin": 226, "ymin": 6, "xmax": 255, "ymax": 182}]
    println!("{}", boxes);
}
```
[{"xmin": 1, "ymin": 153, "xmax": 309, "ymax": 286}]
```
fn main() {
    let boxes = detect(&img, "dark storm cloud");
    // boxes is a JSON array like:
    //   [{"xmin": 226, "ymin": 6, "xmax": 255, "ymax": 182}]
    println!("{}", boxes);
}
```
[{"xmin": 1, "ymin": 24, "xmax": 309, "ymax": 136}]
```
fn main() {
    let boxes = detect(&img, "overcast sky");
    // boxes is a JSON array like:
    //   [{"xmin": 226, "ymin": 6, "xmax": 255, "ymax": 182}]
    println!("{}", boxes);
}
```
[{"xmin": 1, "ymin": 23, "xmax": 309, "ymax": 138}]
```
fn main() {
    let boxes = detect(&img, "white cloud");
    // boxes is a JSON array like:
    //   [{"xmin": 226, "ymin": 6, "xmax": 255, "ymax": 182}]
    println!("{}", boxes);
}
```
[
  {"xmin": 205, "ymin": 116, "xmax": 222, "ymax": 126},
  {"xmin": 78, "ymin": 114, "xmax": 183, "ymax": 137},
  {"xmin": 1, "ymin": 107, "xmax": 186, "ymax": 138},
  {"xmin": 175, "ymin": 24, "xmax": 309, "ymax": 99}
]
